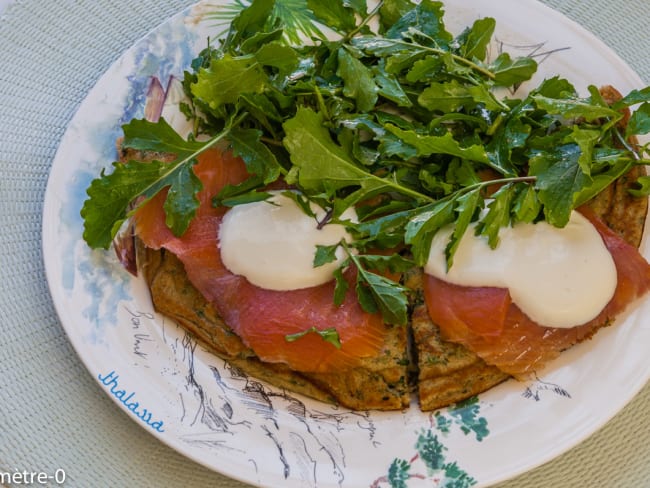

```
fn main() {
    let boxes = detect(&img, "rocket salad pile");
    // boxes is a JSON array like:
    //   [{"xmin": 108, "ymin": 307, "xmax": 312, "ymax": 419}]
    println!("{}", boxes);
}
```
[{"xmin": 81, "ymin": 0, "xmax": 650, "ymax": 327}]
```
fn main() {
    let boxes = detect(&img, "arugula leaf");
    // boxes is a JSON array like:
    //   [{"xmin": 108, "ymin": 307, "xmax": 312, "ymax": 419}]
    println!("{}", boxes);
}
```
[
  {"xmin": 314, "ymin": 243, "xmax": 340, "ymax": 267},
  {"xmin": 191, "ymin": 54, "xmax": 269, "ymax": 111},
  {"xmin": 337, "ymin": 47, "xmax": 379, "ymax": 112},
  {"xmin": 405, "ymin": 199, "xmax": 456, "ymax": 266},
  {"xmin": 531, "ymin": 93, "xmax": 622, "ymax": 122},
  {"xmin": 485, "ymin": 116, "xmax": 531, "ymax": 177},
  {"xmin": 81, "ymin": 157, "xmax": 200, "ymax": 249},
  {"xmin": 81, "ymin": 118, "xmax": 214, "ymax": 249},
  {"xmin": 568, "ymin": 127, "xmax": 600, "ymax": 175},
  {"xmin": 418, "ymin": 79, "xmax": 504, "ymax": 112},
  {"xmin": 216, "ymin": 0, "xmax": 327, "ymax": 46},
  {"xmin": 285, "ymin": 326, "xmax": 342, "ymax": 348},
  {"xmin": 323, "ymin": 241, "xmax": 411, "ymax": 325},
  {"xmin": 612, "ymin": 86, "xmax": 650, "ymax": 109},
  {"xmin": 237, "ymin": 93, "xmax": 284, "ymax": 136},
  {"xmin": 351, "ymin": 207, "xmax": 415, "ymax": 249},
  {"xmin": 385, "ymin": 0, "xmax": 452, "ymax": 48},
  {"xmin": 459, "ymin": 17, "xmax": 495, "ymax": 61},
  {"xmin": 345, "ymin": 0, "xmax": 368, "ymax": 17},
  {"xmin": 378, "ymin": 0, "xmax": 416, "ymax": 33},
  {"xmin": 446, "ymin": 159, "xmax": 481, "ymax": 187},
  {"xmin": 511, "ymin": 183, "xmax": 541, "ymax": 223},
  {"xmin": 476, "ymin": 184, "xmax": 515, "ymax": 247},
  {"xmin": 283, "ymin": 107, "xmax": 432, "ymax": 212},
  {"xmin": 82, "ymin": 112, "xmax": 255, "ymax": 249},
  {"xmin": 355, "ymin": 268, "xmax": 410, "ymax": 325},
  {"xmin": 217, "ymin": 189, "xmax": 272, "ymax": 207},
  {"xmin": 162, "ymin": 161, "xmax": 203, "ymax": 236},
  {"xmin": 533, "ymin": 76, "xmax": 577, "ymax": 98},
  {"xmin": 332, "ymin": 266, "xmax": 350, "ymax": 306},
  {"xmin": 384, "ymin": 124, "xmax": 490, "ymax": 163},
  {"xmin": 629, "ymin": 175, "xmax": 650, "ymax": 197},
  {"xmin": 488, "ymin": 53, "xmax": 537, "ymax": 86},
  {"xmin": 530, "ymin": 144, "xmax": 593, "ymax": 226},
  {"xmin": 224, "ymin": 0, "xmax": 276, "ymax": 50},
  {"xmin": 405, "ymin": 55, "xmax": 443, "ymax": 82},
  {"xmin": 356, "ymin": 253, "xmax": 415, "ymax": 274},
  {"xmin": 283, "ymin": 107, "xmax": 370, "ymax": 193},
  {"xmin": 254, "ymin": 41, "xmax": 301, "ymax": 79},
  {"xmin": 446, "ymin": 189, "xmax": 481, "ymax": 267},
  {"xmin": 228, "ymin": 127, "xmax": 283, "ymax": 183},
  {"xmin": 120, "ymin": 117, "xmax": 204, "ymax": 154},
  {"xmin": 372, "ymin": 65, "xmax": 413, "ymax": 107},
  {"xmin": 351, "ymin": 35, "xmax": 415, "ymax": 58},
  {"xmin": 307, "ymin": 0, "xmax": 357, "ymax": 34},
  {"xmin": 626, "ymin": 102, "xmax": 650, "ymax": 138},
  {"xmin": 418, "ymin": 80, "xmax": 474, "ymax": 112},
  {"xmin": 240, "ymin": 29, "xmax": 285, "ymax": 55},
  {"xmin": 573, "ymin": 159, "xmax": 631, "ymax": 206}
]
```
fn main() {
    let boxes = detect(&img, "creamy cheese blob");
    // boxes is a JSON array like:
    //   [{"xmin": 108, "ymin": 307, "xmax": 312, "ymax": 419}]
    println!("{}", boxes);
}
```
[
  {"xmin": 425, "ymin": 211, "xmax": 618, "ymax": 328},
  {"xmin": 219, "ymin": 192, "xmax": 356, "ymax": 290}
]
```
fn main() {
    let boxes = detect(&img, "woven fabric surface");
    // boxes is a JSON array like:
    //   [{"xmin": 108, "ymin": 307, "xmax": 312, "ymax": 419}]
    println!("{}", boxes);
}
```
[{"xmin": 0, "ymin": 1, "xmax": 648, "ymax": 487}]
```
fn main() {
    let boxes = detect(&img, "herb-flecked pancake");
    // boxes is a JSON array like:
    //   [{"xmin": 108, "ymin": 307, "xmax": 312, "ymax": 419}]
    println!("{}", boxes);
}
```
[
  {"xmin": 80, "ymin": 0, "xmax": 650, "ymax": 412},
  {"xmin": 129, "ymin": 123, "xmax": 649, "ymax": 411}
]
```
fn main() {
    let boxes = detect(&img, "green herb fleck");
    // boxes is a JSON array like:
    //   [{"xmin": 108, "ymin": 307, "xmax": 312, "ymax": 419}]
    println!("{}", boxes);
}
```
[{"xmin": 285, "ymin": 326, "xmax": 342, "ymax": 348}]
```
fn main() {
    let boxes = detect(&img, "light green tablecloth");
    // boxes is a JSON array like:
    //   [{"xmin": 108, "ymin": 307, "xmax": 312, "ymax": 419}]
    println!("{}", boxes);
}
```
[{"xmin": 1, "ymin": 1, "xmax": 648, "ymax": 487}]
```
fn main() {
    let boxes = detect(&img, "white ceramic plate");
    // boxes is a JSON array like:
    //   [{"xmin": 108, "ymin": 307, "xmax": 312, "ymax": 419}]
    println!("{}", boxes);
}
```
[{"xmin": 42, "ymin": 1, "xmax": 650, "ymax": 487}]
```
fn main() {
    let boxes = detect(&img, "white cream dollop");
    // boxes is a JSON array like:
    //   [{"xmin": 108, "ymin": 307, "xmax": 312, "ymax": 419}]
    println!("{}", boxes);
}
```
[
  {"xmin": 424, "ymin": 211, "xmax": 618, "ymax": 328},
  {"xmin": 219, "ymin": 192, "xmax": 356, "ymax": 290}
]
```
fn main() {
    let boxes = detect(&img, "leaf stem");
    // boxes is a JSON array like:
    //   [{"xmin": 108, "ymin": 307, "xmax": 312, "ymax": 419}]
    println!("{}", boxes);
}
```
[
  {"xmin": 390, "ymin": 180, "xmax": 437, "ymax": 204},
  {"xmin": 313, "ymin": 84, "xmax": 330, "ymax": 121},
  {"xmin": 613, "ymin": 126, "xmax": 642, "ymax": 161},
  {"xmin": 400, "ymin": 29, "xmax": 497, "ymax": 80},
  {"xmin": 439, "ymin": 175, "xmax": 537, "ymax": 204},
  {"xmin": 133, "ymin": 112, "xmax": 249, "ymax": 208},
  {"xmin": 259, "ymin": 135, "xmax": 284, "ymax": 147},
  {"xmin": 344, "ymin": 0, "xmax": 384, "ymax": 41}
]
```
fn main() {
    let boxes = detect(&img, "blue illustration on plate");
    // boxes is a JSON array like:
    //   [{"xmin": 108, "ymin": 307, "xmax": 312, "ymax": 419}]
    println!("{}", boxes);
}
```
[
  {"xmin": 373, "ymin": 397, "xmax": 487, "ymax": 487},
  {"xmin": 120, "ymin": 19, "xmax": 198, "ymax": 125},
  {"xmin": 58, "ymin": 7, "xmax": 199, "ymax": 343}
]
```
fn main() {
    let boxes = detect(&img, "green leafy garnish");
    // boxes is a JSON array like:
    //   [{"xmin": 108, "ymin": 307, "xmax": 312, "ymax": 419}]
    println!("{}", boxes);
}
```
[
  {"xmin": 285, "ymin": 326, "xmax": 342, "ymax": 348},
  {"xmin": 81, "ymin": 0, "xmax": 650, "ymax": 325},
  {"xmin": 81, "ymin": 114, "xmax": 245, "ymax": 249},
  {"xmin": 81, "ymin": 118, "xmax": 205, "ymax": 249}
]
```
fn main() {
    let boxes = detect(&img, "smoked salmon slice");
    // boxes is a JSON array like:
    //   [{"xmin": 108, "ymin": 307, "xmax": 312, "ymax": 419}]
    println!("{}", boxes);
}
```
[
  {"xmin": 423, "ymin": 206, "xmax": 650, "ymax": 378},
  {"xmin": 134, "ymin": 148, "xmax": 387, "ymax": 373}
]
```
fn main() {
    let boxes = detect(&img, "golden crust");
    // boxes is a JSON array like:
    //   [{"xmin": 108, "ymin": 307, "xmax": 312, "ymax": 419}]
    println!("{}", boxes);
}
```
[
  {"xmin": 584, "ymin": 85, "xmax": 647, "ymax": 248},
  {"xmin": 407, "ymin": 273, "xmax": 509, "ymax": 411}
]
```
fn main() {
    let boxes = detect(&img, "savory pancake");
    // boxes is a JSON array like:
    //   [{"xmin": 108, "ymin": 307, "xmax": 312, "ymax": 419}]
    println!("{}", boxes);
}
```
[
  {"xmin": 139, "ymin": 243, "xmax": 411, "ymax": 411},
  {"xmin": 412, "ymin": 85, "xmax": 648, "ymax": 410},
  {"xmin": 124, "ymin": 85, "xmax": 648, "ymax": 411}
]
